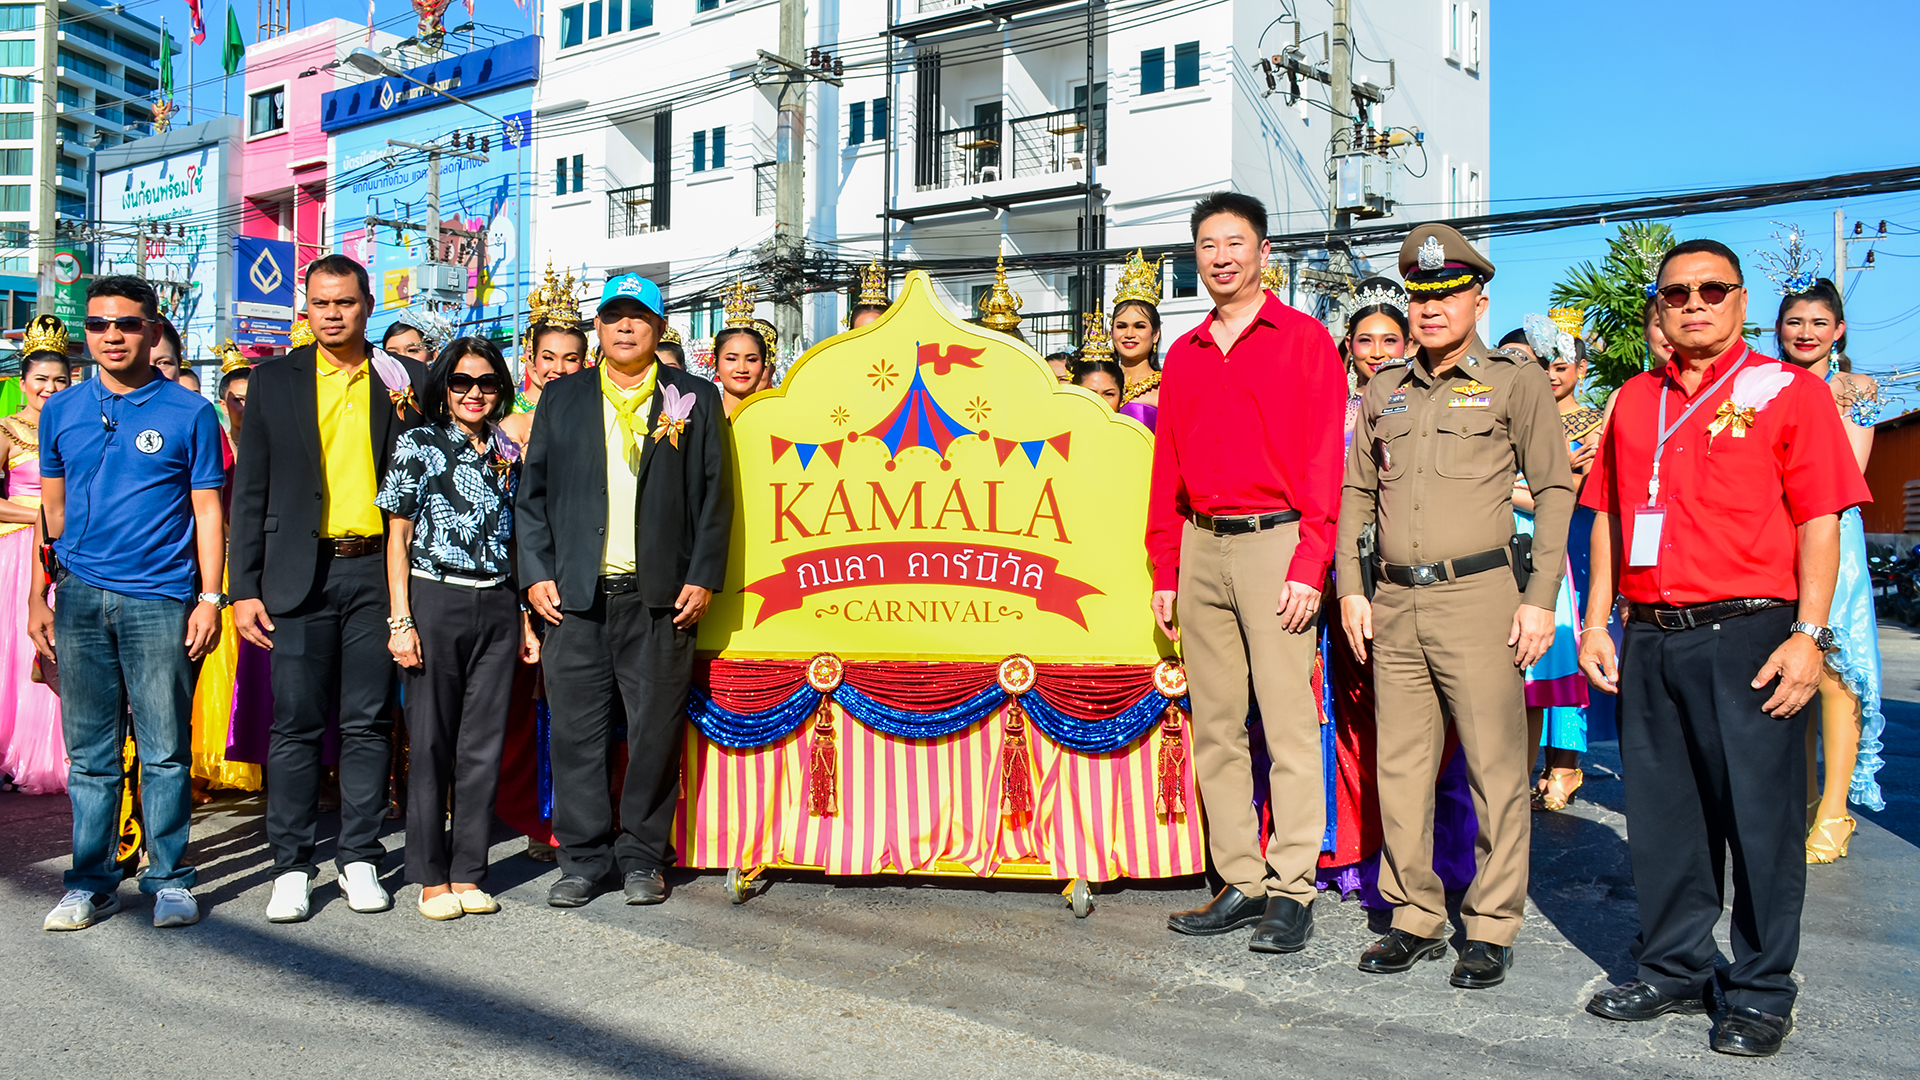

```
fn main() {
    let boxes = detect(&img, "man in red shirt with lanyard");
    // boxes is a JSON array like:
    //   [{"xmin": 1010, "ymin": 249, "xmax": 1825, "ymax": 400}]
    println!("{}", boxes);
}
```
[
  {"xmin": 1146, "ymin": 192, "xmax": 1347, "ymax": 953},
  {"xmin": 1577, "ymin": 239, "xmax": 1868, "ymax": 1057}
]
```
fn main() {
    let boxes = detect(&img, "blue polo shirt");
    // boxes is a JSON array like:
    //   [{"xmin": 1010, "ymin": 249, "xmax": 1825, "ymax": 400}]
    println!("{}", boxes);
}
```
[{"xmin": 41, "ymin": 374, "xmax": 225, "ymax": 602}]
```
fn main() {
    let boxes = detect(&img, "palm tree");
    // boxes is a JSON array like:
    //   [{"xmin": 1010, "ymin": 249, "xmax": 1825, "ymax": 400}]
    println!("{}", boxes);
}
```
[{"xmin": 1549, "ymin": 221, "xmax": 1675, "ymax": 401}]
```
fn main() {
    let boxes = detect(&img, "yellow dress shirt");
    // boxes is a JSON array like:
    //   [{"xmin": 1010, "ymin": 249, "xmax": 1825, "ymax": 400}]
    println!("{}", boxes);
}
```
[
  {"xmin": 600, "ymin": 365, "xmax": 657, "ymax": 575},
  {"xmin": 315, "ymin": 360, "xmax": 383, "ymax": 538}
]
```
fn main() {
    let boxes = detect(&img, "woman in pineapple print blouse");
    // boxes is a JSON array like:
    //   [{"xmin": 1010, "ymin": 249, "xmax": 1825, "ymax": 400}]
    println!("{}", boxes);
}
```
[{"xmin": 377, "ymin": 336, "xmax": 540, "ymax": 921}]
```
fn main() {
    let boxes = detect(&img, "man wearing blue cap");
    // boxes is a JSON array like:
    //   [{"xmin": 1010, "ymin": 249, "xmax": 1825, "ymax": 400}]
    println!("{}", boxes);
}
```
[{"xmin": 517, "ymin": 273, "xmax": 730, "ymax": 907}]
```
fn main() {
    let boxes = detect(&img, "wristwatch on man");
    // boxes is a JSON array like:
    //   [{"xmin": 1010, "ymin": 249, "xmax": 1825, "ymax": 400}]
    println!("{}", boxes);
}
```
[
  {"xmin": 196, "ymin": 591, "xmax": 229, "ymax": 608},
  {"xmin": 1790, "ymin": 621, "xmax": 1836, "ymax": 651}
]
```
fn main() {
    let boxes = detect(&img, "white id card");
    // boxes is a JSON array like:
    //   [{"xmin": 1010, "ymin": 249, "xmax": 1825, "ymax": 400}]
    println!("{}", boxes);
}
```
[{"xmin": 1629, "ymin": 507, "xmax": 1665, "ymax": 567}]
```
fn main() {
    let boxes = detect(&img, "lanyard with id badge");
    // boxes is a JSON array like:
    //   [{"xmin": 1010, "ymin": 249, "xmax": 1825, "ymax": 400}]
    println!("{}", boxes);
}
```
[{"xmin": 1630, "ymin": 344, "xmax": 1751, "ymax": 567}]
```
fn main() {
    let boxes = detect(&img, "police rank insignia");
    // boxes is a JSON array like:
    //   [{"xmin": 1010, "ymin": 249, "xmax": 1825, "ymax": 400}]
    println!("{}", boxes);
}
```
[{"xmin": 1448, "ymin": 381, "xmax": 1493, "ymax": 408}]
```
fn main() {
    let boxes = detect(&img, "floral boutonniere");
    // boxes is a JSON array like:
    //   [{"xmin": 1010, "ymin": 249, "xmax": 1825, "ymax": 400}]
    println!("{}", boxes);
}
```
[
  {"xmin": 485, "ymin": 424, "xmax": 522, "ymax": 482},
  {"xmin": 1707, "ymin": 362, "xmax": 1794, "ymax": 442},
  {"xmin": 370, "ymin": 349, "xmax": 420, "ymax": 420},
  {"xmin": 651, "ymin": 384, "xmax": 695, "ymax": 450}
]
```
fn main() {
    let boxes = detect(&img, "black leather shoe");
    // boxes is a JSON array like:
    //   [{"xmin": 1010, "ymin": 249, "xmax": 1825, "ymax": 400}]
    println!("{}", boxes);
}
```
[
  {"xmin": 546, "ymin": 874, "xmax": 599, "ymax": 908},
  {"xmin": 1449, "ymin": 940, "xmax": 1513, "ymax": 989},
  {"xmin": 1248, "ymin": 896, "xmax": 1313, "ymax": 954},
  {"xmin": 1587, "ymin": 980, "xmax": 1711, "ymax": 1022},
  {"xmin": 623, "ymin": 869, "xmax": 668, "ymax": 906},
  {"xmin": 1357, "ymin": 928, "xmax": 1449, "ymax": 973},
  {"xmin": 1711, "ymin": 1007, "xmax": 1792, "ymax": 1057},
  {"xmin": 1167, "ymin": 886, "xmax": 1265, "ymax": 936}
]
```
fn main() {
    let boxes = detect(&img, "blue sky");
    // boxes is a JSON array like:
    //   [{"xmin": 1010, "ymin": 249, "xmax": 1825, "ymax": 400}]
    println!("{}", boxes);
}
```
[{"xmin": 1489, "ymin": 0, "xmax": 1920, "ymax": 392}]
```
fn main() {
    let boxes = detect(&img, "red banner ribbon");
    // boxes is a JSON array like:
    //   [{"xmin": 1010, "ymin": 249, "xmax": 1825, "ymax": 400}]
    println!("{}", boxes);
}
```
[{"xmin": 743, "ymin": 540, "xmax": 1102, "ymax": 629}]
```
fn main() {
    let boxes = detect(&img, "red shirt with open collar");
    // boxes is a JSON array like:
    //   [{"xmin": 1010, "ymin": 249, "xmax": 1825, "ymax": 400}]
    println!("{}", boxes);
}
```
[
  {"xmin": 1579, "ymin": 341, "xmax": 1869, "ymax": 606},
  {"xmin": 1146, "ymin": 290, "xmax": 1347, "ymax": 591}
]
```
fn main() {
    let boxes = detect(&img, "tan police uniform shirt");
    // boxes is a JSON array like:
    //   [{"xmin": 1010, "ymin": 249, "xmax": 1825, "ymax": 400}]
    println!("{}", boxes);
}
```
[{"xmin": 1337, "ymin": 336, "xmax": 1575, "ymax": 610}]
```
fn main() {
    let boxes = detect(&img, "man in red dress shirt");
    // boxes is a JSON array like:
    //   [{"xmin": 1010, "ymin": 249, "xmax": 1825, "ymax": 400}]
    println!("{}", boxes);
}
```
[
  {"xmin": 1577, "ymin": 239, "xmax": 1868, "ymax": 1058},
  {"xmin": 1147, "ymin": 192, "xmax": 1347, "ymax": 953}
]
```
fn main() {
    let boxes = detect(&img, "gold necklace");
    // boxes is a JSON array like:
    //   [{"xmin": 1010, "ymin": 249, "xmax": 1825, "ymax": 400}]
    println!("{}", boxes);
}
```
[
  {"xmin": 1, "ymin": 414, "xmax": 38, "ymax": 451},
  {"xmin": 1119, "ymin": 370, "xmax": 1161, "ymax": 406}
]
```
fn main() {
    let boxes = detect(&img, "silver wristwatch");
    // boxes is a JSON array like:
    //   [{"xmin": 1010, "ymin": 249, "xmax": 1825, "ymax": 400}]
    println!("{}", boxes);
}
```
[
  {"xmin": 196, "ymin": 591, "xmax": 229, "ymax": 608},
  {"xmin": 1790, "ymin": 621, "xmax": 1836, "ymax": 651}
]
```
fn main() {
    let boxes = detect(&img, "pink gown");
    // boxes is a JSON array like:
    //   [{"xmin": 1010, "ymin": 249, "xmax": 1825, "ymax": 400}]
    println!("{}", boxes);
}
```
[{"xmin": 0, "ymin": 450, "xmax": 65, "ymax": 793}]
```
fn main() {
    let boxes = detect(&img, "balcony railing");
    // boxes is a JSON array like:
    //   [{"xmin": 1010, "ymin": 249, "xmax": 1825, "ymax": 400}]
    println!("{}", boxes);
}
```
[
  {"xmin": 56, "ymin": 159, "xmax": 84, "ymax": 182},
  {"xmin": 918, "ymin": 104, "xmax": 1104, "ymax": 191},
  {"xmin": 607, "ymin": 182, "xmax": 658, "ymax": 238},
  {"xmin": 754, "ymin": 161, "xmax": 775, "ymax": 216},
  {"xmin": 1020, "ymin": 308, "xmax": 1082, "ymax": 348}
]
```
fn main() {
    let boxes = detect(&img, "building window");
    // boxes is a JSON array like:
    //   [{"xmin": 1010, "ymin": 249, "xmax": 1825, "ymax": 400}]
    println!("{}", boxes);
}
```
[
  {"xmin": 572, "ymin": 154, "xmax": 584, "ymax": 192},
  {"xmin": 0, "ymin": 76, "xmax": 31, "ymax": 104},
  {"xmin": 556, "ymin": 155, "xmax": 584, "ymax": 194},
  {"xmin": 0, "ymin": 184, "xmax": 24, "ymax": 211},
  {"xmin": 1171, "ymin": 257, "xmax": 1197, "ymax": 299},
  {"xmin": 55, "ymin": 82, "xmax": 79, "ymax": 107},
  {"xmin": 1468, "ymin": 169, "xmax": 1480, "ymax": 215},
  {"xmin": 0, "ymin": 222, "xmax": 26, "ymax": 246},
  {"xmin": 871, "ymin": 97, "xmax": 887, "ymax": 141},
  {"xmin": 692, "ymin": 127, "xmax": 724, "ymax": 171},
  {"xmin": 848, "ymin": 101, "xmax": 864, "ymax": 145},
  {"xmin": 631, "ymin": 0, "xmax": 653, "ymax": 28},
  {"xmin": 0, "ymin": 111, "xmax": 28, "ymax": 139},
  {"xmin": 56, "ymin": 191, "xmax": 83, "ymax": 217},
  {"xmin": 559, "ymin": 4, "xmax": 583, "ymax": 48},
  {"xmin": 607, "ymin": 0, "xmax": 621, "ymax": 34},
  {"xmin": 0, "ymin": 147, "xmax": 28, "ymax": 174},
  {"xmin": 554, "ymin": 157, "xmax": 566, "ymax": 195},
  {"xmin": 0, "ymin": 40, "xmax": 32, "ymax": 66},
  {"xmin": 588, "ymin": 0, "xmax": 603, "ymax": 39},
  {"xmin": 248, "ymin": 86, "xmax": 286, "ymax": 136},
  {"xmin": 1446, "ymin": 1, "xmax": 1463, "ymax": 62},
  {"xmin": 1449, "ymin": 163, "xmax": 1461, "ymax": 216},
  {"xmin": 692, "ymin": 129, "xmax": 706, "ymax": 172},
  {"xmin": 696, "ymin": 0, "xmax": 719, "ymax": 11},
  {"xmin": 1140, "ymin": 48, "xmax": 1164, "ymax": 95},
  {"xmin": 1467, "ymin": 8, "xmax": 1481, "ymax": 71},
  {"xmin": 0, "ymin": 6, "xmax": 34, "ymax": 31},
  {"xmin": 1173, "ymin": 42, "xmax": 1199, "ymax": 89}
]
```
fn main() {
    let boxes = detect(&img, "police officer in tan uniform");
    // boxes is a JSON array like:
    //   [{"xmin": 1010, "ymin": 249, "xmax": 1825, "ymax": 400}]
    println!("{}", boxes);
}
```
[{"xmin": 1336, "ymin": 224, "xmax": 1575, "ymax": 989}]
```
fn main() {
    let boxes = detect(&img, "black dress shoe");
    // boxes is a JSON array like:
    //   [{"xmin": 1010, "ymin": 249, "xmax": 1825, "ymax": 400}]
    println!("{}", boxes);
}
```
[
  {"xmin": 546, "ymin": 874, "xmax": 599, "ymax": 908},
  {"xmin": 623, "ymin": 869, "xmax": 668, "ymax": 905},
  {"xmin": 1449, "ymin": 940, "xmax": 1513, "ymax": 989},
  {"xmin": 1587, "ymin": 980, "xmax": 1711, "ymax": 1022},
  {"xmin": 1167, "ymin": 886, "xmax": 1265, "ymax": 936},
  {"xmin": 1357, "ymin": 928, "xmax": 1449, "ymax": 973},
  {"xmin": 1712, "ymin": 1007, "xmax": 1792, "ymax": 1057},
  {"xmin": 1248, "ymin": 896, "xmax": 1313, "ymax": 954}
]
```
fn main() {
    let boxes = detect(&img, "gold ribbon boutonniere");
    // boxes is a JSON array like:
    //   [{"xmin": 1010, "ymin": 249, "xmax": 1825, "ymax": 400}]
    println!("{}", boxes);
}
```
[
  {"xmin": 1706, "ymin": 400, "xmax": 1756, "ymax": 440},
  {"xmin": 388, "ymin": 387, "xmax": 419, "ymax": 420},
  {"xmin": 651, "ymin": 384, "xmax": 696, "ymax": 451}
]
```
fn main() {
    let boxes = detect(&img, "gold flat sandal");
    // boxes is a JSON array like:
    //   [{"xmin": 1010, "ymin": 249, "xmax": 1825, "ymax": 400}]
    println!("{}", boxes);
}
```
[{"xmin": 1806, "ymin": 815, "xmax": 1856, "ymax": 864}]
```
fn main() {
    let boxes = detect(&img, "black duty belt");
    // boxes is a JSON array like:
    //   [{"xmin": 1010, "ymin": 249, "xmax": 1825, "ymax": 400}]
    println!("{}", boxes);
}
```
[
  {"xmin": 599, "ymin": 573, "xmax": 638, "ymax": 595},
  {"xmin": 323, "ymin": 535, "xmax": 383, "ymax": 558},
  {"xmin": 1379, "ymin": 547, "xmax": 1509, "ymax": 587},
  {"xmin": 1628, "ymin": 598, "xmax": 1789, "ymax": 631},
  {"xmin": 1189, "ymin": 509, "xmax": 1301, "ymax": 536}
]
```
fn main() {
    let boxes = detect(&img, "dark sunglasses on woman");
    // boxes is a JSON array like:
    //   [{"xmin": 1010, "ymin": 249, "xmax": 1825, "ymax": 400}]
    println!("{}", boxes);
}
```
[{"xmin": 447, "ymin": 373, "xmax": 506, "ymax": 396}]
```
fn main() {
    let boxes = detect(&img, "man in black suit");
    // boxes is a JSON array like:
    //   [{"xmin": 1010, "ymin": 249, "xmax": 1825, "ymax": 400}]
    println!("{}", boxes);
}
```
[
  {"xmin": 230, "ymin": 254, "xmax": 429, "ymax": 923},
  {"xmin": 517, "ymin": 273, "xmax": 729, "ymax": 907}
]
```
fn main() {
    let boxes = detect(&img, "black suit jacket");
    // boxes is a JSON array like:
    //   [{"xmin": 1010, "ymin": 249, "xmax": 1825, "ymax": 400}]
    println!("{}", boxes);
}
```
[
  {"xmin": 229, "ymin": 343, "xmax": 429, "ymax": 613},
  {"xmin": 516, "ymin": 363, "xmax": 730, "ymax": 611}
]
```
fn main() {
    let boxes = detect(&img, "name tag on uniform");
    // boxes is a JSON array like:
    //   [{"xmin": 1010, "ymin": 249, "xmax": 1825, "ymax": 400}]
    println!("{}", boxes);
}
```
[
  {"xmin": 1381, "ymin": 404, "xmax": 1407, "ymax": 415},
  {"xmin": 1629, "ymin": 507, "xmax": 1665, "ymax": 567}
]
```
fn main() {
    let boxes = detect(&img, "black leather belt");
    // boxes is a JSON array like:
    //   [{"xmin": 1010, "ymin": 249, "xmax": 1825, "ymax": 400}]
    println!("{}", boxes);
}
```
[
  {"xmin": 599, "ymin": 573, "xmax": 638, "ymax": 595},
  {"xmin": 1380, "ymin": 547, "xmax": 1508, "ymax": 587},
  {"xmin": 1628, "ymin": 598, "xmax": 1788, "ymax": 631},
  {"xmin": 323, "ymin": 535, "xmax": 383, "ymax": 558},
  {"xmin": 1190, "ymin": 509, "xmax": 1301, "ymax": 536}
]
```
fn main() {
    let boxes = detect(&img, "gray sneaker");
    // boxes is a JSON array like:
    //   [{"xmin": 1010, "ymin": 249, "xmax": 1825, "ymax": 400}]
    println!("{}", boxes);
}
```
[
  {"xmin": 152, "ymin": 887, "xmax": 200, "ymax": 928},
  {"xmin": 44, "ymin": 889, "xmax": 121, "ymax": 931}
]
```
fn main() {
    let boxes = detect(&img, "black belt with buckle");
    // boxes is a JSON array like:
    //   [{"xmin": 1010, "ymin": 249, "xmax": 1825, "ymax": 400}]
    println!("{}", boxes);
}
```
[
  {"xmin": 1628, "ymin": 598, "xmax": 1788, "ymax": 631},
  {"xmin": 599, "ymin": 573, "xmax": 638, "ymax": 595},
  {"xmin": 324, "ymin": 535, "xmax": 383, "ymax": 558},
  {"xmin": 1190, "ymin": 509, "xmax": 1301, "ymax": 536},
  {"xmin": 1379, "ymin": 547, "xmax": 1508, "ymax": 587}
]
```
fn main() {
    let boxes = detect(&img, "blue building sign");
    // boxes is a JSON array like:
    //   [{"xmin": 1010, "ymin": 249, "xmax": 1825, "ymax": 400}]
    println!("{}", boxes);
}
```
[
  {"xmin": 321, "ymin": 36, "xmax": 539, "ymax": 133},
  {"xmin": 233, "ymin": 235, "xmax": 297, "ymax": 318}
]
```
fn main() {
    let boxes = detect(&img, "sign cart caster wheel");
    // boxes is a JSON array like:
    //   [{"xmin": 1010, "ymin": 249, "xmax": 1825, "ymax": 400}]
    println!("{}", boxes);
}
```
[
  {"xmin": 1069, "ymin": 878, "xmax": 1093, "ymax": 919},
  {"xmin": 725, "ymin": 867, "xmax": 752, "ymax": 905}
]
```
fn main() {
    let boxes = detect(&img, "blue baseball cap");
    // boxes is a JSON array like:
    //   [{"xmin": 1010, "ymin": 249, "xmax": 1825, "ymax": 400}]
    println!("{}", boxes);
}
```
[{"xmin": 598, "ymin": 273, "xmax": 663, "ymax": 317}]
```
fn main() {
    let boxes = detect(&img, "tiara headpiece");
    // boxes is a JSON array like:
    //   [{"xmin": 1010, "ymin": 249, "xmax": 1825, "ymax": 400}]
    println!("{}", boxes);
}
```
[
  {"xmin": 397, "ymin": 308, "xmax": 456, "ymax": 346},
  {"xmin": 20, "ymin": 314, "xmax": 67, "ymax": 358},
  {"xmin": 1079, "ymin": 312, "xmax": 1113, "ymax": 362},
  {"xmin": 1112, "ymin": 249, "xmax": 1164, "ymax": 308},
  {"xmin": 857, "ymin": 260, "xmax": 891, "ymax": 307},
  {"xmin": 1352, "ymin": 280, "xmax": 1407, "ymax": 314},
  {"xmin": 1755, "ymin": 222, "xmax": 1824, "ymax": 296},
  {"xmin": 661, "ymin": 324, "xmax": 683, "ymax": 346},
  {"xmin": 1548, "ymin": 307, "xmax": 1586, "ymax": 341},
  {"xmin": 524, "ymin": 258, "xmax": 584, "ymax": 347},
  {"xmin": 978, "ymin": 254, "xmax": 1024, "ymax": 332},
  {"xmin": 751, "ymin": 317, "xmax": 779, "ymax": 358},
  {"xmin": 721, "ymin": 277, "xmax": 757, "ymax": 330}
]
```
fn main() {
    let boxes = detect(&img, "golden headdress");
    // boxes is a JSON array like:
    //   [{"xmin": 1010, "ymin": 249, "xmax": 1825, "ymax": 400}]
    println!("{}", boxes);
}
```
[
  {"xmin": 524, "ymin": 259, "xmax": 584, "ymax": 347},
  {"xmin": 751, "ymin": 317, "xmax": 779, "ymax": 358},
  {"xmin": 1262, "ymin": 259, "xmax": 1289, "ymax": 294},
  {"xmin": 978, "ymin": 255, "xmax": 1024, "ymax": 333},
  {"xmin": 857, "ymin": 259, "xmax": 890, "ymax": 307},
  {"xmin": 288, "ymin": 319, "xmax": 315, "ymax": 349},
  {"xmin": 1079, "ymin": 312, "xmax": 1113, "ymax": 362},
  {"xmin": 1548, "ymin": 307, "xmax": 1586, "ymax": 340},
  {"xmin": 1112, "ymin": 249, "xmax": 1164, "ymax": 309},
  {"xmin": 721, "ymin": 277, "xmax": 757, "ymax": 330},
  {"xmin": 207, "ymin": 338, "xmax": 251, "ymax": 373},
  {"xmin": 661, "ymin": 324, "xmax": 683, "ymax": 346},
  {"xmin": 20, "ymin": 314, "xmax": 68, "ymax": 358}
]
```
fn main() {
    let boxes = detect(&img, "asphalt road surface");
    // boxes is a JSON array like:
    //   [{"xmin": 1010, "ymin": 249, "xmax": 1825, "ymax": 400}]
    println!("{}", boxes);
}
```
[{"xmin": 4, "ymin": 629, "xmax": 1916, "ymax": 1079}]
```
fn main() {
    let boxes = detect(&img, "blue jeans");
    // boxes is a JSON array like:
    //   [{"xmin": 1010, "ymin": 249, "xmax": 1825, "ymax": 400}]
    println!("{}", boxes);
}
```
[{"xmin": 55, "ymin": 574, "xmax": 198, "ymax": 894}]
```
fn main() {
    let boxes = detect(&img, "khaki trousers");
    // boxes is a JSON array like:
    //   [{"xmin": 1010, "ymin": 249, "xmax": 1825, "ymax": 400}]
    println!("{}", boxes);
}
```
[
  {"xmin": 1370, "ymin": 570, "xmax": 1531, "ymax": 945},
  {"xmin": 1178, "ymin": 521, "xmax": 1324, "ymax": 901}
]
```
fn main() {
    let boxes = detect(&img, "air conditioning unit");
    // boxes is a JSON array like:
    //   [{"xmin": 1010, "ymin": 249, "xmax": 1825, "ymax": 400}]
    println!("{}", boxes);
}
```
[
  {"xmin": 1334, "ymin": 153, "xmax": 1396, "ymax": 219},
  {"xmin": 410, "ymin": 263, "xmax": 466, "ymax": 304}
]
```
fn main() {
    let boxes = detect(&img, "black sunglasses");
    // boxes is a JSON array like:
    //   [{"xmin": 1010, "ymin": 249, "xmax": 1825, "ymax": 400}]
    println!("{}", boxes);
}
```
[
  {"xmin": 83, "ymin": 316, "xmax": 149, "ymax": 334},
  {"xmin": 1655, "ymin": 281, "xmax": 1742, "ymax": 308},
  {"xmin": 447, "ymin": 373, "xmax": 506, "ymax": 396}
]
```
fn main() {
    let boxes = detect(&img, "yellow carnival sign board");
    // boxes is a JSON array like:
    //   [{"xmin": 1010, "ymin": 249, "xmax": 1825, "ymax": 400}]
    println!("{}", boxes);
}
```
[{"xmin": 699, "ymin": 271, "xmax": 1161, "ymax": 663}]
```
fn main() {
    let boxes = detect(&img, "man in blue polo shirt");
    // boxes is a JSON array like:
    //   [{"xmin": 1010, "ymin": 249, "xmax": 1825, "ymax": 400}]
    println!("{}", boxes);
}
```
[{"xmin": 28, "ymin": 275, "xmax": 226, "ymax": 931}]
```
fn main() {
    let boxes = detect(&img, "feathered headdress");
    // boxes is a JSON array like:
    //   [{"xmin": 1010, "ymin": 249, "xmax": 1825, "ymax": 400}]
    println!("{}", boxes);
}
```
[
  {"xmin": 1628, "ymin": 231, "xmax": 1677, "ymax": 300},
  {"xmin": 1524, "ymin": 312, "xmax": 1577, "ymax": 364},
  {"xmin": 1754, "ymin": 222, "xmax": 1824, "ymax": 297}
]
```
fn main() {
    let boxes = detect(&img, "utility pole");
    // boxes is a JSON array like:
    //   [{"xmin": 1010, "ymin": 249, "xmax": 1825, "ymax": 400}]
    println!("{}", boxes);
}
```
[
  {"xmin": 1328, "ymin": 0, "xmax": 1353, "ymax": 236},
  {"xmin": 1835, "ymin": 209, "xmax": 1846, "ymax": 295},
  {"xmin": 34, "ymin": 0, "xmax": 58, "ymax": 315},
  {"xmin": 366, "ymin": 139, "xmax": 490, "ymax": 311},
  {"xmin": 773, "ymin": 0, "xmax": 806, "ymax": 351}
]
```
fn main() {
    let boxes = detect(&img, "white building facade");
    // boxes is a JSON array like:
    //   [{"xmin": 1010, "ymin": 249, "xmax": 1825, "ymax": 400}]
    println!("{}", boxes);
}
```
[{"xmin": 532, "ymin": 0, "xmax": 1489, "ymax": 351}]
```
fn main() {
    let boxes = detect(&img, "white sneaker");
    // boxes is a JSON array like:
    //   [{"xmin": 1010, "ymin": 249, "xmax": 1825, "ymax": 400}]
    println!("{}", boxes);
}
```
[
  {"xmin": 339, "ymin": 861, "xmax": 391, "ymax": 913},
  {"xmin": 152, "ymin": 887, "xmax": 200, "ymax": 928},
  {"xmin": 266, "ymin": 871, "xmax": 312, "ymax": 923},
  {"xmin": 44, "ymin": 889, "xmax": 121, "ymax": 931}
]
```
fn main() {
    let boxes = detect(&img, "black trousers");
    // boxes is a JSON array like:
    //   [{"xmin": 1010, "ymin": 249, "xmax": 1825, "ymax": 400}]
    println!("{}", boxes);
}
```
[
  {"xmin": 1618, "ymin": 606, "xmax": 1807, "ymax": 1016},
  {"xmin": 542, "ymin": 586, "xmax": 695, "ymax": 881},
  {"xmin": 265, "ymin": 552, "xmax": 395, "ymax": 877},
  {"xmin": 401, "ymin": 578, "xmax": 520, "ymax": 885}
]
